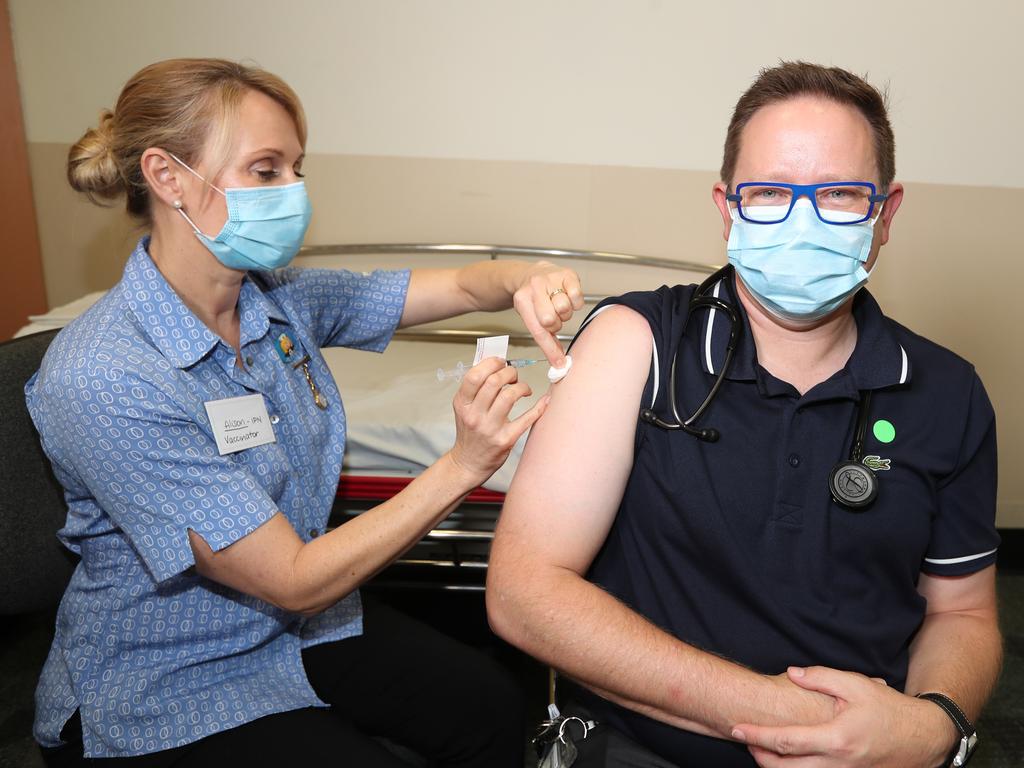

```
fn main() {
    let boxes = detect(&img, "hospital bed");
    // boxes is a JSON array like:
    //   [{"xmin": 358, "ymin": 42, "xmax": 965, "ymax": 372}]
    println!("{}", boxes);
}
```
[{"xmin": 17, "ymin": 243, "xmax": 715, "ymax": 591}]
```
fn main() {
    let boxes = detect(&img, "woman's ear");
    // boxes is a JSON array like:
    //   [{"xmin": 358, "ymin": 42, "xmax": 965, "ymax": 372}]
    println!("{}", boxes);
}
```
[{"xmin": 140, "ymin": 148, "xmax": 184, "ymax": 209}]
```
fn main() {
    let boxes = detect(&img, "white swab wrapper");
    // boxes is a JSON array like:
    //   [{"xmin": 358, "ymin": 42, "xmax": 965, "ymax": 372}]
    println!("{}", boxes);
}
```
[{"xmin": 473, "ymin": 335, "xmax": 509, "ymax": 365}]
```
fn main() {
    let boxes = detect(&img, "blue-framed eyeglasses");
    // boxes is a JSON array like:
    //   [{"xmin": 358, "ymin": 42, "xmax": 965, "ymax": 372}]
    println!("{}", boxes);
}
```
[{"xmin": 727, "ymin": 182, "xmax": 887, "ymax": 225}]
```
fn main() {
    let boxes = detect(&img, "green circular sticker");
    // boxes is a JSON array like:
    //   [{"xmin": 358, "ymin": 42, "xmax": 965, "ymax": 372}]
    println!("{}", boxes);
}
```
[{"xmin": 873, "ymin": 419, "xmax": 896, "ymax": 444}]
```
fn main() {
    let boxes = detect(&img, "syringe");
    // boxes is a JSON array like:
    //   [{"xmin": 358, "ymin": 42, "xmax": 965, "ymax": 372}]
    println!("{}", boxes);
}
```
[{"xmin": 436, "ymin": 359, "xmax": 543, "ymax": 382}]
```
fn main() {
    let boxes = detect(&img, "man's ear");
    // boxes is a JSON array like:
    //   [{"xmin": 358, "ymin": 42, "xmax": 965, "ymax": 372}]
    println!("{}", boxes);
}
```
[
  {"xmin": 877, "ymin": 182, "xmax": 904, "ymax": 246},
  {"xmin": 712, "ymin": 182, "xmax": 732, "ymax": 242},
  {"xmin": 140, "ymin": 148, "xmax": 184, "ymax": 209}
]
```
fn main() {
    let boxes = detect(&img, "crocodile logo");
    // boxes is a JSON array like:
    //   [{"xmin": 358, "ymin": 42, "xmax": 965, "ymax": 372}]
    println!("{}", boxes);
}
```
[{"xmin": 862, "ymin": 455, "xmax": 891, "ymax": 471}]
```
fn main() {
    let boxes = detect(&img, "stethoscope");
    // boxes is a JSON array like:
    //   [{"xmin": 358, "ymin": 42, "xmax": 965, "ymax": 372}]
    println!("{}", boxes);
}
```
[{"xmin": 638, "ymin": 264, "xmax": 879, "ymax": 511}]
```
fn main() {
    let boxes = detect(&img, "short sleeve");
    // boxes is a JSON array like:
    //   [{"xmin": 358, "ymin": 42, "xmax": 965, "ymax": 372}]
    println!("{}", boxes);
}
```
[
  {"xmin": 921, "ymin": 373, "xmax": 1000, "ymax": 576},
  {"xmin": 267, "ymin": 267, "xmax": 411, "ymax": 351},
  {"xmin": 30, "ymin": 364, "xmax": 280, "ymax": 584}
]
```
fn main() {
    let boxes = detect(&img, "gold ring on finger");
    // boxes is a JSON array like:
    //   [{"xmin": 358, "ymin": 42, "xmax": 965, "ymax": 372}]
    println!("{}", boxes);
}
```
[{"xmin": 548, "ymin": 287, "xmax": 566, "ymax": 299}]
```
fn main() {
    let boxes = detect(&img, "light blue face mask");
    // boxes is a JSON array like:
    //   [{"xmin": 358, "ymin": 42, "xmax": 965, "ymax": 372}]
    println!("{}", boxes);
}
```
[
  {"xmin": 169, "ymin": 153, "xmax": 311, "ymax": 271},
  {"xmin": 727, "ymin": 198, "xmax": 880, "ymax": 322}
]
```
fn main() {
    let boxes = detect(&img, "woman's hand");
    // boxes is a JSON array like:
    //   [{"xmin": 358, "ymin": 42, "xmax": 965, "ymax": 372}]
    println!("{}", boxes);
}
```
[
  {"xmin": 511, "ymin": 261, "xmax": 585, "ymax": 367},
  {"xmin": 448, "ymin": 357, "xmax": 550, "ymax": 486}
]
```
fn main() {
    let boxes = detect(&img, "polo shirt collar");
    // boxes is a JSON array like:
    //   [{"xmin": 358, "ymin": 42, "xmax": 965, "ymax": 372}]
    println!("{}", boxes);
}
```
[
  {"xmin": 123, "ymin": 238, "xmax": 289, "ymax": 369},
  {"xmin": 846, "ymin": 289, "xmax": 912, "ymax": 390},
  {"xmin": 696, "ymin": 271, "xmax": 911, "ymax": 391},
  {"xmin": 696, "ymin": 270, "xmax": 758, "ymax": 382}
]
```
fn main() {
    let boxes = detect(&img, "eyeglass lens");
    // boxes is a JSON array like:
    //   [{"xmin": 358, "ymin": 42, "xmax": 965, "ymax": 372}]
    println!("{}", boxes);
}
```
[{"xmin": 738, "ymin": 184, "xmax": 875, "ymax": 224}]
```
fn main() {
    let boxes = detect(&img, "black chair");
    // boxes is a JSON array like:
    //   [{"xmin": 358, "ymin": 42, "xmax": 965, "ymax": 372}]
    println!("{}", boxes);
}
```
[
  {"xmin": 0, "ymin": 330, "xmax": 74, "ymax": 767},
  {"xmin": 0, "ymin": 330, "xmax": 77, "ymax": 615}
]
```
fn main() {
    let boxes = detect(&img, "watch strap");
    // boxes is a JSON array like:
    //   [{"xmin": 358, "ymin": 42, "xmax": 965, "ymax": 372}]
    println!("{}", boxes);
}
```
[{"xmin": 916, "ymin": 692, "xmax": 977, "ymax": 766}]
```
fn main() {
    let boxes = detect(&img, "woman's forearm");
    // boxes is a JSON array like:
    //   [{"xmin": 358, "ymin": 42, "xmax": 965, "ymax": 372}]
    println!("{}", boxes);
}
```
[
  {"xmin": 400, "ymin": 261, "xmax": 534, "ymax": 327},
  {"xmin": 190, "ymin": 451, "xmax": 484, "ymax": 616},
  {"xmin": 285, "ymin": 452, "xmax": 481, "ymax": 615}
]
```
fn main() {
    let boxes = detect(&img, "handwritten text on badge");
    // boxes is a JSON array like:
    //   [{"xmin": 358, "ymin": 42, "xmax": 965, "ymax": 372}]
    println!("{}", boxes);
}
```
[{"xmin": 204, "ymin": 394, "xmax": 277, "ymax": 455}]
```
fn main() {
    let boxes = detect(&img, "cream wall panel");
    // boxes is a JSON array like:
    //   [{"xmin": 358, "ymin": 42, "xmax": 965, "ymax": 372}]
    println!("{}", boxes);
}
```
[
  {"xmin": 24, "ymin": 143, "xmax": 1024, "ymax": 526},
  {"xmin": 9, "ymin": 0, "xmax": 1024, "ymax": 188}
]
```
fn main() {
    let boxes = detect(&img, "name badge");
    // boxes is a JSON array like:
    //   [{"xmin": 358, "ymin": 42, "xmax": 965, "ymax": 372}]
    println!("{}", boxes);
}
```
[{"xmin": 204, "ymin": 394, "xmax": 277, "ymax": 455}]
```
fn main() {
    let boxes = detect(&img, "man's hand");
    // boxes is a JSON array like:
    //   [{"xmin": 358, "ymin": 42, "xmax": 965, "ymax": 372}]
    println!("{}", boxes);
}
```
[{"xmin": 732, "ymin": 666, "xmax": 957, "ymax": 768}]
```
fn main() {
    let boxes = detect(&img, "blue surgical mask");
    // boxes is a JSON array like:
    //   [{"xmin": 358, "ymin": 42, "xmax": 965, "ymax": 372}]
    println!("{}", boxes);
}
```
[
  {"xmin": 727, "ymin": 199, "xmax": 879, "ymax": 322},
  {"xmin": 169, "ymin": 153, "xmax": 311, "ymax": 271}
]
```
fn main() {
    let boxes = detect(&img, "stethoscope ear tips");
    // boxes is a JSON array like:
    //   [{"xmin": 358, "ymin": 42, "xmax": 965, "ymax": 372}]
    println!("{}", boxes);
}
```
[{"xmin": 640, "ymin": 408, "xmax": 721, "ymax": 442}]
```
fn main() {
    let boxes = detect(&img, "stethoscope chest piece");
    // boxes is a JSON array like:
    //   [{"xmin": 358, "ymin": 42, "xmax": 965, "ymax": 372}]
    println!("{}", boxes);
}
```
[{"xmin": 828, "ymin": 459, "xmax": 878, "ymax": 511}]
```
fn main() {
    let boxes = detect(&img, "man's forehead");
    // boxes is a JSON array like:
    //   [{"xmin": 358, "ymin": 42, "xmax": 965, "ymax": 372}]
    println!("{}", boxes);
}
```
[{"xmin": 735, "ymin": 96, "xmax": 877, "ymax": 182}]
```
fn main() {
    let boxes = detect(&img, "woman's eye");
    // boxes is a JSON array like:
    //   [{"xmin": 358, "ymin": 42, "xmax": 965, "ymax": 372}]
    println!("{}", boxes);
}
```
[
  {"xmin": 256, "ymin": 169, "xmax": 280, "ymax": 182},
  {"xmin": 294, "ymin": 169, "xmax": 306, "ymax": 179}
]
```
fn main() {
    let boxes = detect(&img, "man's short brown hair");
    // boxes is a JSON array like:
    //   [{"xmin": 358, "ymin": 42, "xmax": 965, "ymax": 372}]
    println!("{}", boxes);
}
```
[{"xmin": 720, "ymin": 61, "xmax": 895, "ymax": 191}]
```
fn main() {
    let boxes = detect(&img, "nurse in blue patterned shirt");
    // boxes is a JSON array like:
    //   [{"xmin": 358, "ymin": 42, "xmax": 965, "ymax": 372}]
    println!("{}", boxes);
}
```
[{"xmin": 28, "ymin": 58, "xmax": 584, "ymax": 768}]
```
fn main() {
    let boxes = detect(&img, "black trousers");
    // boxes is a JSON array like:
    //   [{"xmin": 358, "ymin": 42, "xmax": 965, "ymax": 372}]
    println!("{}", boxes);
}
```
[{"xmin": 41, "ymin": 598, "xmax": 525, "ymax": 767}]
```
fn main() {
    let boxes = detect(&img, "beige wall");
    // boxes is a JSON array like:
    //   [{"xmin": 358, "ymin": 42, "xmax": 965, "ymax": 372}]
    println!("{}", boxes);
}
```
[{"xmin": 9, "ymin": 1, "xmax": 1023, "ymax": 526}]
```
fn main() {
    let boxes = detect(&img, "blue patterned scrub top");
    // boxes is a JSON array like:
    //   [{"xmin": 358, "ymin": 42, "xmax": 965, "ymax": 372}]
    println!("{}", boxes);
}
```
[{"xmin": 26, "ymin": 237, "xmax": 410, "ymax": 757}]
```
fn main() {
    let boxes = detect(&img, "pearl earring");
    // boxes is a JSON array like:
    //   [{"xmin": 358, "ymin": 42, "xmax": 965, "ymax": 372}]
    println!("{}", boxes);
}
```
[{"xmin": 173, "ymin": 200, "xmax": 182, "ymax": 209}]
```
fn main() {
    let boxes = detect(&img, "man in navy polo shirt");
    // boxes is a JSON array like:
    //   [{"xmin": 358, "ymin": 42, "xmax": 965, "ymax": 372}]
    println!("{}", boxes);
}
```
[{"xmin": 488, "ymin": 62, "xmax": 1001, "ymax": 767}]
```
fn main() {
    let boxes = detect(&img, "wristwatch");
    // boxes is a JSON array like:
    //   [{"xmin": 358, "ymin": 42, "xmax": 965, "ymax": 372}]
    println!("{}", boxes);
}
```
[{"xmin": 916, "ymin": 692, "xmax": 978, "ymax": 766}]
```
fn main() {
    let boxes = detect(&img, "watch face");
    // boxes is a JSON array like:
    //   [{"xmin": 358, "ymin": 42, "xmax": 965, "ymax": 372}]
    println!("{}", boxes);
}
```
[{"xmin": 954, "ymin": 733, "xmax": 978, "ymax": 766}]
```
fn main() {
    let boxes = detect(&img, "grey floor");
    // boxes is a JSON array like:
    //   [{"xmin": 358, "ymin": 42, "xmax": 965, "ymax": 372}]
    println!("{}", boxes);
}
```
[{"xmin": 3, "ymin": 572, "xmax": 1022, "ymax": 768}]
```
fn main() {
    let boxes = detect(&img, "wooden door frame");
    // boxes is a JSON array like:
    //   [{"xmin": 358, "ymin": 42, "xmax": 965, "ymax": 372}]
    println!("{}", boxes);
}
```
[{"xmin": 0, "ymin": 0, "xmax": 47, "ymax": 339}]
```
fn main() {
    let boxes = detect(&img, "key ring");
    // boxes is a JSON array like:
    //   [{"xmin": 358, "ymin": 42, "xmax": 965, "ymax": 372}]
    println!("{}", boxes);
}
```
[{"xmin": 557, "ymin": 716, "xmax": 594, "ymax": 744}]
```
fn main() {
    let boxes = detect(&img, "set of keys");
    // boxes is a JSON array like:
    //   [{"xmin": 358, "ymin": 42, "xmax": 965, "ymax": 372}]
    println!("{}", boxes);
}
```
[{"xmin": 532, "ymin": 704, "xmax": 596, "ymax": 768}]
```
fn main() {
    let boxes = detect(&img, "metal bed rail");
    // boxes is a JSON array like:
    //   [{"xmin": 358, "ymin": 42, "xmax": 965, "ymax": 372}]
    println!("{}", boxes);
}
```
[{"xmin": 299, "ymin": 243, "xmax": 719, "ymax": 345}]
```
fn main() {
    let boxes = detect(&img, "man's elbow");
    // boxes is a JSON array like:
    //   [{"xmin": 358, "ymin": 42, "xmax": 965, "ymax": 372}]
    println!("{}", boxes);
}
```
[{"xmin": 485, "ymin": 559, "xmax": 531, "ymax": 647}]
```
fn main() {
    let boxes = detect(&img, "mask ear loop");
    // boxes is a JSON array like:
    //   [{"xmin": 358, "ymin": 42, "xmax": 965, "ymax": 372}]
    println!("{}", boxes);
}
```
[
  {"xmin": 861, "ymin": 197, "xmax": 889, "ymax": 280},
  {"xmin": 167, "ymin": 152, "xmax": 226, "ymax": 237}
]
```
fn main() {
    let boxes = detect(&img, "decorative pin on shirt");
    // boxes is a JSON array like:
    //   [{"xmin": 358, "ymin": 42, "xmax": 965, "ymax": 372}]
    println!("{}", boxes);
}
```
[{"xmin": 275, "ymin": 332, "xmax": 297, "ymax": 364}]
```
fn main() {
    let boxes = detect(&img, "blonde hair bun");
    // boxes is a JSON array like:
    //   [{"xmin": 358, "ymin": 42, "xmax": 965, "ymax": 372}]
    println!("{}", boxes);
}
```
[{"xmin": 67, "ymin": 109, "xmax": 123, "ymax": 204}]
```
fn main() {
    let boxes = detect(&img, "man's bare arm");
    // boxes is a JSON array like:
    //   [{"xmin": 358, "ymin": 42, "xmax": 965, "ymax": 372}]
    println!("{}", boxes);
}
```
[
  {"xmin": 486, "ymin": 306, "xmax": 834, "ymax": 740},
  {"xmin": 906, "ymin": 567, "xmax": 1002, "ymax": 718},
  {"xmin": 732, "ymin": 567, "xmax": 1001, "ymax": 767}
]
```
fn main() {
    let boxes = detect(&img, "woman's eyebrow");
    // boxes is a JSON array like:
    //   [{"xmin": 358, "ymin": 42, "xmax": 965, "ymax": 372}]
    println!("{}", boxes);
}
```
[{"xmin": 243, "ymin": 148, "xmax": 304, "ymax": 161}]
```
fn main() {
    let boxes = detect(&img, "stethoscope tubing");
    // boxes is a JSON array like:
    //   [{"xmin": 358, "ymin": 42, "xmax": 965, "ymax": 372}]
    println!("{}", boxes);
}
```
[{"xmin": 639, "ymin": 264, "xmax": 878, "ymax": 511}]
